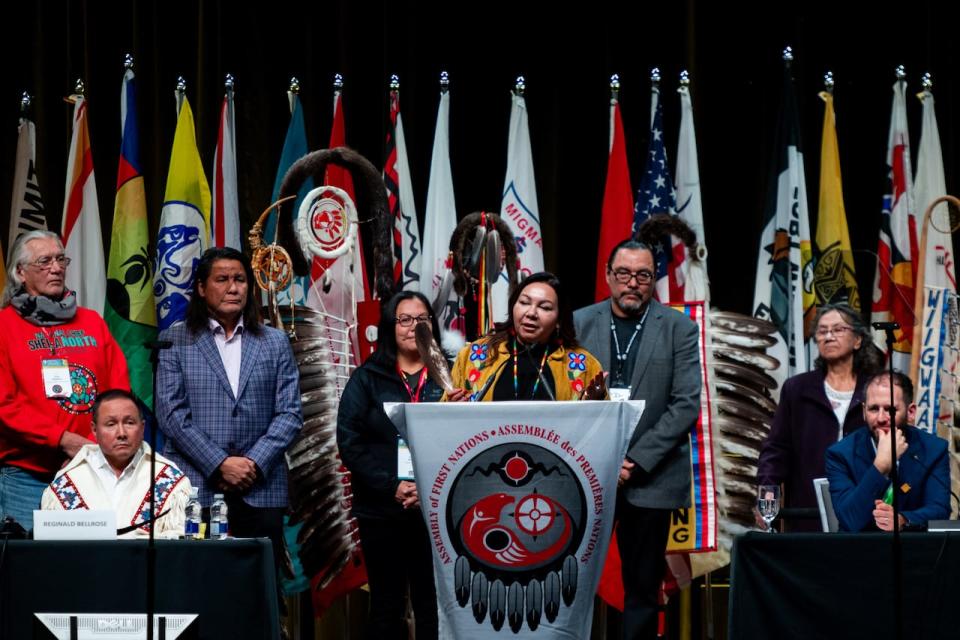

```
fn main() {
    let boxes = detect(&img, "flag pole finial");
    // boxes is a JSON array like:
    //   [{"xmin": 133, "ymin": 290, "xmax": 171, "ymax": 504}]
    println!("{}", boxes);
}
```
[
  {"xmin": 289, "ymin": 77, "xmax": 300, "ymax": 94},
  {"xmin": 225, "ymin": 73, "xmax": 235, "ymax": 96},
  {"xmin": 333, "ymin": 73, "xmax": 343, "ymax": 91},
  {"xmin": 514, "ymin": 75, "xmax": 525, "ymax": 96},
  {"xmin": 610, "ymin": 74, "xmax": 620, "ymax": 100},
  {"xmin": 921, "ymin": 72, "xmax": 932, "ymax": 91},
  {"xmin": 124, "ymin": 54, "xmax": 134, "ymax": 71},
  {"xmin": 390, "ymin": 74, "xmax": 400, "ymax": 91},
  {"xmin": 824, "ymin": 71, "xmax": 834, "ymax": 94},
  {"xmin": 74, "ymin": 78, "xmax": 85, "ymax": 97},
  {"xmin": 20, "ymin": 91, "xmax": 31, "ymax": 114},
  {"xmin": 895, "ymin": 65, "xmax": 906, "ymax": 81},
  {"xmin": 176, "ymin": 76, "xmax": 187, "ymax": 93},
  {"xmin": 650, "ymin": 67, "xmax": 661, "ymax": 87},
  {"xmin": 440, "ymin": 71, "xmax": 450, "ymax": 93},
  {"xmin": 679, "ymin": 70, "xmax": 690, "ymax": 87},
  {"xmin": 782, "ymin": 46, "xmax": 793, "ymax": 63}
]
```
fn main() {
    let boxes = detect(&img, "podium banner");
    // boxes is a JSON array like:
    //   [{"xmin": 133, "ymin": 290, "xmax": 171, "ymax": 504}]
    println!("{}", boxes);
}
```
[{"xmin": 387, "ymin": 400, "xmax": 641, "ymax": 638}]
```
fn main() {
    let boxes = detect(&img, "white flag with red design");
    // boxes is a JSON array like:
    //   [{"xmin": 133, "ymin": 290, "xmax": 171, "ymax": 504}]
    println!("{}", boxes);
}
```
[
  {"xmin": 870, "ymin": 78, "xmax": 917, "ymax": 372},
  {"xmin": 212, "ymin": 86, "xmax": 241, "ymax": 249},
  {"xmin": 62, "ymin": 96, "xmax": 105, "ymax": 314},
  {"xmin": 497, "ymin": 91, "xmax": 544, "ymax": 319}
]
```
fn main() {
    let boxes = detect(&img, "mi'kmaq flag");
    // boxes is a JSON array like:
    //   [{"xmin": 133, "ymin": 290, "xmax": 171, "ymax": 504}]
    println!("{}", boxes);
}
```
[
  {"xmin": 752, "ymin": 51, "xmax": 814, "ymax": 389},
  {"xmin": 497, "ymin": 80, "xmax": 543, "ymax": 321},
  {"xmin": 871, "ymin": 69, "xmax": 918, "ymax": 373},
  {"xmin": 62, "ymin": 88, "xmax": 106, "ymax": 315}
]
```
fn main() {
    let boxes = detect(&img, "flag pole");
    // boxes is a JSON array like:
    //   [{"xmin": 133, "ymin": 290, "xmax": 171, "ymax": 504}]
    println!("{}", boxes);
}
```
[
  {"xmin": 909, "ymin": 72, "xmax": 933, "ymax": 388},
  {"xmin": 513, "ymin": 75, "xmax": 525, "ymax": 97},
  {"xmin": 440, "ymin": 70, "xmax": 449, "ymax": 94},
  {"xmin": 610, "ymin": 73, "xmax": 620, "ymax": 102},
  {"xmin": 823, "ymin": 70, "xmax": 834, "ymax": 95},
  {"xmin": 175, "ymin": 76, "xmax": 186, "ymax": 117},
  {"xmin": 889, "ymin": 69, "xmax": 906, "ymax": 639},
  {"xmin": 19, "ymin": 91, "xmax": 31, "ymax": 116},
  {"xmin": 287, "ymin": 76, "xmax": 299, "ymax": 115},
  {"xmin": 225, "ymin": 73, "xmax": 235, "ymax": 99}
]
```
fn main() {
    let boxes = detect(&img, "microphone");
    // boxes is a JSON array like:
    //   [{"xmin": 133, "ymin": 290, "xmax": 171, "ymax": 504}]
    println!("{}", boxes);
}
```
[
  {"xmin": 871, "ymin": 321, "xmax": 901, "ymax": 331},
  {"xmin": 144, "ymin": 340, "xmax": 173, "ymax": 350},
  {"xmin": 471, "ymin": 357, "xmax": 511, "ymax": 402}
]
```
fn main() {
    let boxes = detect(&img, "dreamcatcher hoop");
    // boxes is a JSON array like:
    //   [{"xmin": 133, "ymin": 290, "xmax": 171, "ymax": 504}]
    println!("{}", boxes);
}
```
[{"xmin": 296, "ymin": 185, "xmax": 359, "ymax": 260}]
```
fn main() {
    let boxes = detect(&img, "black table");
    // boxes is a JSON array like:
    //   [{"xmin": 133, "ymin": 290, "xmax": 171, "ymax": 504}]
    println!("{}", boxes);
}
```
[
  {"xmin": 729, "ymin": 532, "xmax": 960, "ymax": 640},
  {"xmin": 0, "ymin": 538, "xmax": 279, "ymax": 640}
]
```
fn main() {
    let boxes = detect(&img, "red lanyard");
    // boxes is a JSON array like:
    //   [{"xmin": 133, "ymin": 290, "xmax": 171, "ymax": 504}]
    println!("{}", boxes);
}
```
[{"xmin": 398, "ymin": 367, "xmax": 428, "ymax": 403}]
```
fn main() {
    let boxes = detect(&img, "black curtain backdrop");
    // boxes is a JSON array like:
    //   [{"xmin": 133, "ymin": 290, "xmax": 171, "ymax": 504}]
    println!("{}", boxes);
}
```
[{"xmin": 1, "ymin": 0, "xmax": 958, "ymax": 317}]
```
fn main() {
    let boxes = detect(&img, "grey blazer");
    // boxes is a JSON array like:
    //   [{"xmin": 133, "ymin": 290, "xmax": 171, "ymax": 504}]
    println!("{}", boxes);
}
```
[{"xmin": 573, "ymin": 298, "xmax": 700, "ymax": 509}]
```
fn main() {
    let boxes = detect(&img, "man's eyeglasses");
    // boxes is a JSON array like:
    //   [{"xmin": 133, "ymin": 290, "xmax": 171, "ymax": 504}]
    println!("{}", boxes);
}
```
[
  {"xmin": 395, "ymin": 314, "xmax": 431, "ymax": 327},
  {"xmin": 815, "ymin": 325, "xmax": 853, "ymax": 339},
  {"xmin": 26, "ymin": 255, "xmax": 71, "ymax": 271},
  {"xmin": 609, "ymin": 268, "xmax": 654, "ymax": 285}
]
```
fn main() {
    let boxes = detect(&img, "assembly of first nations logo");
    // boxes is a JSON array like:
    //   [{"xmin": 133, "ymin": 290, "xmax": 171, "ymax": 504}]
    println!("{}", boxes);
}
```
[{"xmin": 446, "ymin": 443, "xmax": 586, "ymax": 632}]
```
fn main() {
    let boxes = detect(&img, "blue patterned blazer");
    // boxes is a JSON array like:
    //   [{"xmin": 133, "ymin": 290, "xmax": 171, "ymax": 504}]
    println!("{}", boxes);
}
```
[{"xmin": 156, "ymin": 321, "xmax": 302, "ymax": 508}]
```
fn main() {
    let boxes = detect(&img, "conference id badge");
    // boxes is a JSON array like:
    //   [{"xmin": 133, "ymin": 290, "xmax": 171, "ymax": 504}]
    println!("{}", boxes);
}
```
[
  {"xmin": 609, "ymin": 387, "xmax": 631, "ymax": 402},
  {"xmin": 398, "ymin": 438, "xmax": 415, "ymax": 480},
  {"xmin": 41, "ymin": 359, "xmax": 71, "ymax": 398}
]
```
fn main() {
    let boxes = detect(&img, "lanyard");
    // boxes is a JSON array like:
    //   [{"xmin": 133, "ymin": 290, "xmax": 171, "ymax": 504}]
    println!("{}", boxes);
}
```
[
  {"xmin": 398, "ymin": 367, "xmax": 429, "ymax": 403},
  {"xmin": 610, "ymin": 304, "xmax": 649, "ymax": 384},
  {"xmin": 41, "ymin": 327, "xmax": 57, "ymax": 356},
  {"xmin": 512, "ymin": 339, "xmax": 549, "ymax": 400}
]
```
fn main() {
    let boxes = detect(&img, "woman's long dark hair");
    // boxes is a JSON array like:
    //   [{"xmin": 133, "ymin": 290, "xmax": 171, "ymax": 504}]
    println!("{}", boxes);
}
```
[
  {"xmin": 486, "ymin": 272, "xmax": 579, "ymax": 353},
  {"xmin": 812, "ymin": 302, "xmax": 882, "ymax": 375},
  {"xmin": 370, "ymin": 291, "xmax": 443, "ymax": 368},
  {"xmin": 186, "ymin": 247, "xmax": 262, "ymax": 334}
]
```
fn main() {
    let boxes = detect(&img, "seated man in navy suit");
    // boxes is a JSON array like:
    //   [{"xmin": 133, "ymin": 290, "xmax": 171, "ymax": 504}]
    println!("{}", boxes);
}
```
[{"xmin": 825, "ymin": 371, "xmax": 949, "ymax": 532}]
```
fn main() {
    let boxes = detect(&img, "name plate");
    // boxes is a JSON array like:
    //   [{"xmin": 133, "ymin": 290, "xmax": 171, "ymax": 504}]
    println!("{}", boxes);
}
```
[
  {"xmin": 34, "ymin": 510, "xmax": 116, "ymax": 540},
  {"xmin": 35, "ymin": 613, "xmax": 197, "ymax": 639}
]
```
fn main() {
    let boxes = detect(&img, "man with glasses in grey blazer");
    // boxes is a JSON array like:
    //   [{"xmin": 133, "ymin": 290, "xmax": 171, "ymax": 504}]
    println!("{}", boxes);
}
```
[{"xmin": 574, "ymin": 239, "xmax": 701, "ymax": 640}]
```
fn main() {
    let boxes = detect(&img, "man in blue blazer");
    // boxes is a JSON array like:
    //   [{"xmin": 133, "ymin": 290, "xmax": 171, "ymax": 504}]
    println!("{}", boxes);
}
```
[
  {"xmin": 825, "ymin": 371, "xmax": 949, "ymax": 532},
  {"xmin": 156, "ymin": 248, "xmax": 301, "ymax": 558}
]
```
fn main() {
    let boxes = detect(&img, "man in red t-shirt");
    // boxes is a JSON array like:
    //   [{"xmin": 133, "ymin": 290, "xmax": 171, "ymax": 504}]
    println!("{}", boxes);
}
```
[{"xmin": 0, "ymin": 231, "xmax": 129, "ymax": 528}]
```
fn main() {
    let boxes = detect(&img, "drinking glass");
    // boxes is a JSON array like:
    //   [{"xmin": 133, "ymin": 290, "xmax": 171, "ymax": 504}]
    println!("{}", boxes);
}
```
[{"xmin": 757, "ymin": 484, "xmax": 781, "ymax": 533}]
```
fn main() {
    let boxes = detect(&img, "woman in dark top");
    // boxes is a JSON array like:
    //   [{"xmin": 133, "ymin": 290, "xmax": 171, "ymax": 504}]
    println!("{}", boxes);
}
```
[
  {"xmin": 337, "ymin": 291, "xmax": 448, "ymax": 639},
  {"xmin": 757, "ymin": 302, "xmax": 883, "ymax": 531}
]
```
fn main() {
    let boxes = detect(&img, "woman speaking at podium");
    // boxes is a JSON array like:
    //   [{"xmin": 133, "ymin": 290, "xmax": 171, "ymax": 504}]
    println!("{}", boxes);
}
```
[{"xmin": 447, "ymin": 272, "xmax": 606, "ymax": 402}]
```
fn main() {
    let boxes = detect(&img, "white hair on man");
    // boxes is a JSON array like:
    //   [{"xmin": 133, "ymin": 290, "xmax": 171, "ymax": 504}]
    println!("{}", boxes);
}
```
[{"xmin": 1, "ymin": 230, "xmax": 63, "ymax": 308}]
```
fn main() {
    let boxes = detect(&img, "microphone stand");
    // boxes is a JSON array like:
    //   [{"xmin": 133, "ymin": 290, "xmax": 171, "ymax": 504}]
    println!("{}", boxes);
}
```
[
  {"xmin": 144, "ymin": 340, "xmax": 173, "ymax": 640},
  {"xmin": 871, "ymin": 321, "xmax": 901, "ymax": 640}
]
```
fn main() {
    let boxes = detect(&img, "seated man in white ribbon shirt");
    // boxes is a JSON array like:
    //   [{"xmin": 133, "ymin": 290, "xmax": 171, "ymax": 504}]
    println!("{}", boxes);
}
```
[{"xmin": 41, "ymin": 389, "xmax": 192, "ymax": 538}]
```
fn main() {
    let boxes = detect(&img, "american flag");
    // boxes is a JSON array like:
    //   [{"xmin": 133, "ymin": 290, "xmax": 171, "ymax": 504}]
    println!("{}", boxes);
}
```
[{"xmin": 633, "ymin": 84, "xmax": 679, "ymax": 301}]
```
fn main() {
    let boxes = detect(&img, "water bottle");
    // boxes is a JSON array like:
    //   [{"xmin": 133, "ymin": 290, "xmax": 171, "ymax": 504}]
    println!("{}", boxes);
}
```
[
  {"xmin": 210, "ymin": 493, "xmax": 229, "ymax": 540},
  {"xmin": 184, "ymin": 488, "xmax": 202, "ymax": 539}
]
